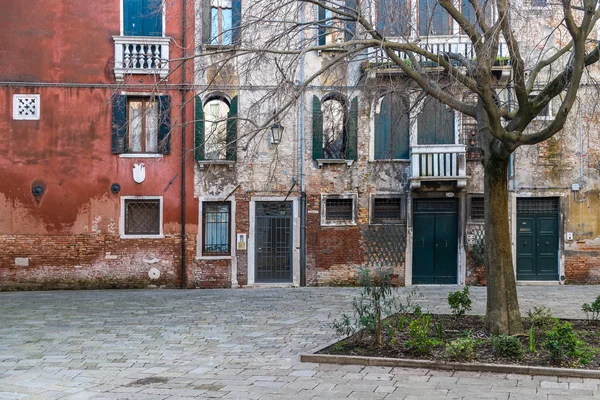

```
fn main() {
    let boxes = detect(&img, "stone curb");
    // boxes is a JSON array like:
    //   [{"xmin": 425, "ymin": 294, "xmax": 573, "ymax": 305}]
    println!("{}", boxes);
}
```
[{"xmin": 300, "ymin": 353, "xmax": 600, "ymax": 379}]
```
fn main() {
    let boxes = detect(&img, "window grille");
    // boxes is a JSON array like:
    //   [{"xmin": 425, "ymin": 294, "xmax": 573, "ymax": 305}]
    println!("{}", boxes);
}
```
[
  {"xmin": 372, "ymin": 197, "xmax": 403, "ymax": 224},
  {"xmin": 325, "ymin": 198, "xmax": 353, "ymax": 221},
  {"xmin": 125, "ymin": 199, "xmax": 160, "ymax": 235},
  {"xmin": 517, "ymin": 197, "xmax": 559, "ymax": 215},
  {"xmin": 13, "ymin": 95, "xmax": 40, "ymax": 120},
  {"xmin": 470, "ymin": 197, "xmax": 484, "ymax": 221},
  {"xmin": 203, "ymin": 202, "xmax": 231, "ymax": 255}
]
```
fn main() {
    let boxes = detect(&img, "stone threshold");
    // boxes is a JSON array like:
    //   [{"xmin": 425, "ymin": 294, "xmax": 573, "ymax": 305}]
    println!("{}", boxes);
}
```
[{"xmin": 301, "ymin": 340, "xmax": 600, "ymax": 379}]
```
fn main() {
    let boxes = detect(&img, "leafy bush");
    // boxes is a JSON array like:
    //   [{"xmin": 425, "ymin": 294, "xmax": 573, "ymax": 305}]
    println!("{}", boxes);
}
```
[
  {"xmin": 492, "ymin": 334, "xmax": 524, "ymax": 360},
  {"xmin": 543, "ymin": 321, "xmax": 594, "ymax": 364},
  {"xmin": 582, "ymin": 296, "xmax": 600, "ymax": 322},
  {"xmin": 446, "ymin": 337, "xmax": 475, "ymax": 361},
  {"xmin": 447, "ymin": 286, "xmax": 472, "ymax": 316},
  {"xmin": 527, "ymin": 306, "xmax": 554, "ymax": 330},
  {"xmin": 404, "ymin": 314, "xmax": 441, "ymax": 354}
]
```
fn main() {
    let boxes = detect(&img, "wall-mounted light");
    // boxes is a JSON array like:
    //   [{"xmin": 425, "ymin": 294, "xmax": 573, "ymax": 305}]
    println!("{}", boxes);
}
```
[{"xmin": 270, "ymin": 116, "xmax": 284, "ymax": 145}]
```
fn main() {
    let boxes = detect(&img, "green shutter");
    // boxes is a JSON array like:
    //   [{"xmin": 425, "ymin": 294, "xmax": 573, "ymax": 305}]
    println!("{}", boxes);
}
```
[
  {"xmin": 201, "ymin": 0, "xmax": 211, "ymax": 43},
  {"xmin": 318, "ymin": 6, "xmax": 326, "ymax": 46},
  {"xmin": 112, "ymin": 95, "xmax": 127, "ymax": 154},
  {"xmin": 157, "ymin": 95, "xmax": 171, "ymax": 154},
  {"xmin": 345, "ymin": 0, "xmax": 356, "ymax": 41},
  {"xmin": 142, "ymin": 0, "xmax": 163, "ymax": 36},
  {"xmin": 232, "ymin": 0, "xmax": 242, "ymax": 44},
  {"xmin": 374, "ymin": 95, "xmax": 390, "ymax": 160},
  {"xmin": 226, "ymin": 96, "xmax": 238, "ymax": 161},
  {"xmin": 195, "ymin": 96, "xmax": 205, "ymax": 161},
  {"xmin": 347, "ymin": 97, "xmax": 358, "ymax": 160},
  {"xmin": 312, "ymin": 96, "xmax": 323, "ymax": 160},
  {"xmin": 124, "ymin": 0, "xmax": 143, "ymax": 36}
]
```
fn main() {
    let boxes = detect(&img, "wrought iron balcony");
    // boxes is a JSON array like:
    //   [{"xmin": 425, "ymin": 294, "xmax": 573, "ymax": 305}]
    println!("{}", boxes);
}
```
[
  {"xmin": 113, "ymin": 36, "xmax": 170, "ymax": 81},
  {"xmin": 410, "ymin": 144, "xmax": 467, "ymax": 189}
]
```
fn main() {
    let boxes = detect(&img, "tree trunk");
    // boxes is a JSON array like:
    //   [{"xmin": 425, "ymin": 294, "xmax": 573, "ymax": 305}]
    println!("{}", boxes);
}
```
[{"xmin": 483, "ymin": 155, "xmax": 524, "ymax": 335}]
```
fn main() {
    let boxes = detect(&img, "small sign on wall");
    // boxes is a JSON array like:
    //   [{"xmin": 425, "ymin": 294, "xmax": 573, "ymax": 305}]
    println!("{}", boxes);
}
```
[{"xmin": 237, "ymin": 233, "xmax": 247, "ymax": 251}]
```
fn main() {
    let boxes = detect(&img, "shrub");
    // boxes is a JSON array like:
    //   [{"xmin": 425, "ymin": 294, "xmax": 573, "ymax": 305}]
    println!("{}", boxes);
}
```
[
  {"xmin": 527, "ymin": 306, "xmax": 554, "ymax": 330},
  {"xmin": 404, "ymin": 314, "xmax": 441, "ymax": 354},
  {"xmin": 492, "ymin": 334, "xmax": 524, "ymax": 360},
  {"xmin": 543, "ymin": 321, "xmax": 590, "ymax": 364},
  {"xmin": 448, "ymin": 286, "xmax": 472, "ymax": 316},
  {"xmin": 446, "ymin": 337, "xmax": 475, "ymax": 361},
  {"xmin": 582, "ymin": 296, "xmax": 600, "ymax": 322}
]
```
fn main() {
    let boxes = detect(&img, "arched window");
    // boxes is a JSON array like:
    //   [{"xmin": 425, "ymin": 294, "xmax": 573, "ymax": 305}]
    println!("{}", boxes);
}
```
[
  {"xmin": 417, "ymin": 96, "xmax": 455, "ymax": 145},
  {"xmin": 195, "ymin": 95, "xmax": 238, "ymax": 161},
  {"xmin": 374, "ymin": 93, "xmax": 410, "ymax": 159}
]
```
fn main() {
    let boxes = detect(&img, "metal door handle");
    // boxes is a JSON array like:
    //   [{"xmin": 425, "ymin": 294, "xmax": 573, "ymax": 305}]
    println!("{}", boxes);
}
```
[
  {"xmin": 546, "ymin": 241, "xmax": 549, "ymax": 245},
  {"xmin": 422, "ymin": 239, "xmax": 424, "ymax": 247},
  {"xmin": 445, "ymin": 240, "xmax": 448, "ymax": 247}
]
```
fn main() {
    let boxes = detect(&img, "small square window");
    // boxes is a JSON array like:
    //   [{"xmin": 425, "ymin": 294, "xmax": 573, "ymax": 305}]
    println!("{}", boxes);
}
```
[
  {"xmin": 202, "ymin": 202, "xmax": 231, "ymax": 255},
  {"xmin": 128, "ymin": 98, "xmax": 159, "ymax": 153},
  {"xmin": 470, "ymin": 196, "xmax": 484, "ymax": 221},
  {"xmin": 321, "ymin": 195, "xmax": 356, "ymax": 225},
  {"xmin": 13, "ymin": 94, "xmax": 40, "ymax": 120},
  {"xmin": 372, "ymin": 197, "xmax": 404, "ymax": 224},
  {"xmin": 121, "ymin": 197, "xmax": 163, "ymax": 238}
]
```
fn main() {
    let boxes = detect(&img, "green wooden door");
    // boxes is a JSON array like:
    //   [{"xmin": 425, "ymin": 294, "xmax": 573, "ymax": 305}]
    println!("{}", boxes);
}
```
[
  {"xmin": 412, "ymin": 199, "xmax": 458, "ymax": 284},
  {"xmin": 516, "ymin": 198, "xmax": 559, "ymax": 281}
]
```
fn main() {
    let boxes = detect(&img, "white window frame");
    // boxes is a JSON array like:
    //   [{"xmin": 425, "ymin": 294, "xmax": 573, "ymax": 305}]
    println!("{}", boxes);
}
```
[
  {"xmin": 369, "ymin": 193, "xmax": 406, "ymax": 225},
  {"xmin": 120, "ymin": 196, "xmax": 164, "ymax": 239},
  {"xmin": 13, "ymin": 94, "xmax": 40, "ymax": 120},
  {"xmin": 119, "ymin": 0, "xmax": 166, "ymax": 37},
  {"xmin": 320, "ymin": 194, "xmax": 358, "ymax": 226},
  {"xmin": 197, "ymin": 197, "xmax": 236, "ymax": 260}
]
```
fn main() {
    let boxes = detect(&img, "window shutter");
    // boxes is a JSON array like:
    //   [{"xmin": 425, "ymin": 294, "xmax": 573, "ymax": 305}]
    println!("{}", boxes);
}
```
[
  {"xmin": 232, "ymin": 0, "xmax": 242, "ymax": 44},
  {"xmin": 157, "ymin": 95, "xmax": 171, "ymax": 154},
  {"xmin": 226, "ymin": 96, "xmax": 238, "ymax": 161},
  {"xmin": 195, "ymin": 96, "xmax": 205, "ymax": 161},
  {"xmin": 142, "ymin": 0, "xmax": 163, "ymax": 36},
  {"xmin": 376, "ymin": 0, "xmax": 385, "ymax": 32},
  {"xmin": 374, "ymin": 95, "xmax": 390, "ymax": 160},
  {"xmin": 318, "ymin": 6, "xmax": 326, "ymax": 46},
  {"xmin": 124, "ymin": 0, "xmax": 143, "ymax": 36},
  {"xmin": 201, "ymin": 0, "xmax": 211, "ymax": 43},
  {"xmin": 312, "ymin": 96, "xmax": 323, "ymax": 160},
  {"xmin": 345, "ymin": 0, "xmax": 357, "ymax": 41},
  {"xmin": 112, "ymin": 95, "xmax": 127, "ymax": 154},
  {"xmin": 347, "ymin": 97, "xmax": 358, "ymax": 160}
]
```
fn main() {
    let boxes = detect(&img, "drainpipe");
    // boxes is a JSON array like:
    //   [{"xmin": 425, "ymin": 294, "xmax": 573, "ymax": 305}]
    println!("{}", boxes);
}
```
[
  {"xmin": 180, "ymin": 0, "xmax": 188, "ymax": 289},
  {"xmin": 299, "ymin": 0, "xmax": 307, "ymax": 287}
]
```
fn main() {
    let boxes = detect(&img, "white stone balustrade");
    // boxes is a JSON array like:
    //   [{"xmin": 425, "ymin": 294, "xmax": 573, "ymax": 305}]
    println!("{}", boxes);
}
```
[
  {"xmin": 113, "ymin": 36, "xmax": 171, "ymax": 81},
  {"xmin": 410, "ymin": 144, "xmax": 467, "ymax": 189}
]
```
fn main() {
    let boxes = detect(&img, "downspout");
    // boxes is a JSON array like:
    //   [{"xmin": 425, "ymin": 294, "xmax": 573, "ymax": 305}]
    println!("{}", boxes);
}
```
[
  {"xmin": 180, "ymin": 0, "xmax": 188, "ymax": 289},
  {"xmin": 299, "ymin": 0, "xmax": 307, "ymax": 287}
]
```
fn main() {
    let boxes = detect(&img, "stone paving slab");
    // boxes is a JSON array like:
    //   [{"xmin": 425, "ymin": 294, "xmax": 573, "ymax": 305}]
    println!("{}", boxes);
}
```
[{"xmin": 0, "ymin": 286, "xmax": 600, "ymax": 399}]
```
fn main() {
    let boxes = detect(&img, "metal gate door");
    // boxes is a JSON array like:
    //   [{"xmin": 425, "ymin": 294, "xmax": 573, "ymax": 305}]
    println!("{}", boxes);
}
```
[
  {"xmin": 412, "ymin": 199, "xmax": 458, "ymax": 284},
  {"xmin": 516, "ymin": 197, "xmax": 559, "ymax": 281},
  {"xmin": 255, "ymin": 202, "xmax": 293, "ymax": 283}
]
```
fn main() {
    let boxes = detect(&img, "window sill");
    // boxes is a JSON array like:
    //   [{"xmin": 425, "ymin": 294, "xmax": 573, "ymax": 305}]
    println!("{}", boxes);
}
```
[
  {"xmin": 369, "ymin": 159, "xmax": 410, "ymax": 163},
  {"xmin": 201, "ymin": 44, "xmax": 239, "ymax": 51},
  {"xmin": 120, "ymin": 234, "xmax": 164, "ymax": 239},
  {"xmin": 321, "ymin": 221, "xmax": 357, "ymax": 227},
  {"xmin": 197, "ymin": 160, "xmax": 235, "ymax": 170},
  {"xmin": 196, "ymin": 255, "xmax": 232, "ymax": 260},
  {"xmin": 119, "ymin": 153, "xmax": 164, "ymax": 158},
  {"xmin": 316, "ymin": 159, "xmax": 354, "ymax": 168}
]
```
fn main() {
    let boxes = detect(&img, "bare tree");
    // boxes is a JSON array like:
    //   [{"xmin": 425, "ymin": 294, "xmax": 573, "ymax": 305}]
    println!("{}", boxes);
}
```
[{"xmin": 194, "ymin": 0, "xmax": 600, "ymax": 334}]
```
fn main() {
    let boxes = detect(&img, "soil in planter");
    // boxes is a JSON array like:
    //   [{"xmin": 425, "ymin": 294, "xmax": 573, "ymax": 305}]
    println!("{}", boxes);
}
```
[{"xmin": 320, "ymin": 314, "xmax": 600, "ymax": 369}]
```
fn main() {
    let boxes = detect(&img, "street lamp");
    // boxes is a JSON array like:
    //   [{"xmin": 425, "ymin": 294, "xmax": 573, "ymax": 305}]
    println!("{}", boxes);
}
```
[{"xmin": 270, "ymin": 118, "xmax": 284, "ymax": 145}]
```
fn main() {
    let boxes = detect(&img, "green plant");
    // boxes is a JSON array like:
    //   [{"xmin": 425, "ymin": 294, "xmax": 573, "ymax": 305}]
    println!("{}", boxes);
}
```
[
  {"xmin": 446, "ymin": 337, "xmax": 475, "ymax": 361},
  {"xmin": 404, "ymin": 314, "xmax": 441, "ymax": 354},
  {"xmin": 529, "ymin": 325, "xmax": 536, "ymax": 353},
  {"xmin": 447, "ymin": 287, "xmax": 472, "ymax": 316},
  {"xmin": 492, "ymin": 334, "xmax": 524, "ymax": 360},
  {"xmin": 527, "ymin": 306, "xmax": 554, "ymax": 330},
  {"xmin": 331, "ymin": 267, "xmax": 395, "ymax": 346},
  {"xmin": 435, "ymin": 321, "xmax": 444, "ymax": 339},
  {"xmin": 582, "ymin": 296, "xmax": 600, "ymax": 322},
  {"xmin": 543, "ymin": 321, "xmax": 587, "ymax": 364}
]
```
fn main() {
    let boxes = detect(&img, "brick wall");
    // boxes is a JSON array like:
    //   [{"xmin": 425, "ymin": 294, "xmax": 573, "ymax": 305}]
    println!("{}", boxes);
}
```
[{"xmin": 565, "ymin": 242, "xmax": 600, "ymax": 284}]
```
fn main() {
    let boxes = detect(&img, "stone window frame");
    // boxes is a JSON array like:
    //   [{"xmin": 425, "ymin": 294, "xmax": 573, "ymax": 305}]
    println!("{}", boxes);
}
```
[
  {"xmin": 369, "ymin": 193, "xmax": 406, "ymax": 225},
  {"xmin": 120, "ymin": 196, "xmax": 164, "ymax": 239},
  {"xmin": 320, "ymin": 193, "xmax": 358, "ymax": 226},
  {"xmin": 197, "ymin": 196, "xmax": 236, "ymax": 260},
  {"xmin": 13, "ymin": 94, "xmax": 40, "ymax": 120},
  {"xmin": 468, "ymin": 194, "xmax": 485, "ymax": 223}
]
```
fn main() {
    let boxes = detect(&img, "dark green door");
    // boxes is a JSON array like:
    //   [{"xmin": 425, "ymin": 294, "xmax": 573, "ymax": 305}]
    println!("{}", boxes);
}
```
[
  {"xmin": 412, "ymin": 199, "xmax": 458, "ymax": 284},
  {"xmin": 516, "ymin": 198, "xmax": 559, "ymax": 281}
]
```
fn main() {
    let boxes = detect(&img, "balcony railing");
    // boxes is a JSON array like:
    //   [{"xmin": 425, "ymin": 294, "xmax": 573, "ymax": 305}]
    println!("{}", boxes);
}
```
[
  {"xmin": 113, "ymin": 36, "xmax": 170, "ymax": 81},
  {"xmin": 410, "ymin": 144, "xmax": 467, "ymax": 189},
  {"xmin": 368, "ymin": 35, "xmax": 508, "ymax": 69}
]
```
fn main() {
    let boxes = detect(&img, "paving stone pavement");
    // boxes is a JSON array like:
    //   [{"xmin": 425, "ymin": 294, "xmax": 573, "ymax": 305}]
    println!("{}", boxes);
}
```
[{"xmin": 1, "ymin": 286, "xmax": 600, "ymax": 399}]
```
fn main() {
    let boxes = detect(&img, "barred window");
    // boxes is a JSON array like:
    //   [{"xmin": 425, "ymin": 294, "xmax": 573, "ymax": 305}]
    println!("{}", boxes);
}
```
[
  {"xmin": 325, "ymin": 198, "xmax": 353, "ymax": 221},
  {"xmin": 470, "ymin": 197, "xmax": 484, "ymax": 221},
  {"xmin": 124, "ymin": 199, "xmax": 161, "ymax": 235},
  {"xmin": 203, "ymin": 202, "xmax": 231, "ymax": 255},
  {"xmin": 372, "ymin": 197, "xmax": 404, "ymax": 224}
]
